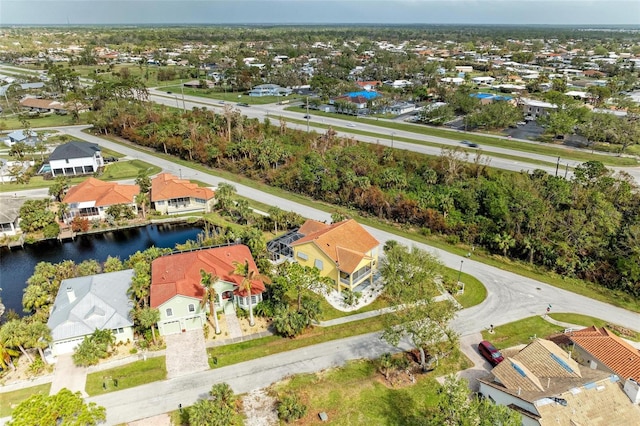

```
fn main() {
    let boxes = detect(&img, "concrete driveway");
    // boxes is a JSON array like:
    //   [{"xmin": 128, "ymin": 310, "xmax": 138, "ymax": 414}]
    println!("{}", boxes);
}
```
[
  {"xmin": 455, "ymin": 333, "xmax": 493, "ymax": 393},
  {"xmin": 164, "ymin": 330, "xmax": 209, "ymax": 379},
  {"xmin": 49, "ymin": 353, "xmax": 87, "ymax": 396}
]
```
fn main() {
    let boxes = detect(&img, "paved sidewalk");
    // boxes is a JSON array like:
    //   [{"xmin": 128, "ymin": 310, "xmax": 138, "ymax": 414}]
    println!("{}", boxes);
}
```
[
  {"xmin": 224, "ymin": 311, "xmax": 243, "ymax": 339},
  {"xmin": 49, "ymin": 354, "xmax": 87, "ymax": 397}
]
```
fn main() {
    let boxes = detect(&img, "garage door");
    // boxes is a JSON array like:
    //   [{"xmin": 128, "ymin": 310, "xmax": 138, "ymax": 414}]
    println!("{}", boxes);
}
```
[
  {"xmin": 184, "ymin": 316, "xmax": 202, "ymax": 331},
  {"xmin": 162, "ymin": 320, "xmax": 181, "ymax": 335},
  {"xmin": 54, "ymin": 337, "xmax": 85, "ymax": 355}
]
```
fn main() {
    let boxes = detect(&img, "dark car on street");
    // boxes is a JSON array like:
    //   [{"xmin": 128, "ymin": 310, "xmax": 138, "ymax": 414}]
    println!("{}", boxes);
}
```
[{"xmin": 478, "ymin": 340, "xmax": 504, "ymax": 366}]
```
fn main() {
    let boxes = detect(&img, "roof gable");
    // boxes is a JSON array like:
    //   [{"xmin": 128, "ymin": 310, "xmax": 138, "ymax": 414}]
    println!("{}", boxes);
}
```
[
  {"xmin": 150, "ymin": 245, "xmax": 265, "ymax": 308},
  {"xmin": 292, "ymin": 219, "xmax": 379, "ymax": 273},
  {"xmin": 150, "ymin": 173, "xmax": 215, "ymax": 202},
  {"xmin": 570, "ymin": 327, "xmax": 640, "ymax": 381},
  {"xmin": 47, "ymin": 270, "xmax": 135, "ymax": 341},
  {"xmin": 63, "ymin": 177, "xmax": 140, "ymax": 206},
  {"xmin": 49, "ymin": 141, "xmax": 101, "ymax": 161}
]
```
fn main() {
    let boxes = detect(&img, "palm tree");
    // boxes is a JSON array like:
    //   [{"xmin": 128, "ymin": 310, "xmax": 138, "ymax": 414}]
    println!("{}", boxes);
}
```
[
  {"xmin": 28, "ymin": 322, "xmax": 52, "ymax": 364},
  {"xmin": 136, "ymin": 307, "xmax": 160, "ymax": 345},
  {"xmin": 135, "ymin": 192, "xmax": 149, "ymax": 219},
  {"xmin": 0, "ymin": 340, "xmax": 19, "ymax": 370},
  {"xmin": 200, "ymin": 269, "xmax": 221, "ymax": 335},
  {"xmin": 0, "ymin": 319, "xmax": 33, "ymax": 363},
  {"xmin": 230, "ymin": 260, "xmax": 271, "ymax": 327}
]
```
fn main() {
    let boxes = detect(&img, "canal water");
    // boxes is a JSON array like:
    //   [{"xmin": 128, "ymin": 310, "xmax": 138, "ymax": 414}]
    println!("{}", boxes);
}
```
[{"xmin": 0, "ymin": 223, "xmax": 202, "ymax": 316}]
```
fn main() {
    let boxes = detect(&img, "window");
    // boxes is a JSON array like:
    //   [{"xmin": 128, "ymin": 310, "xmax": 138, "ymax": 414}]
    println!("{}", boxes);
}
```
[
  {"xmin": 166, "ymin": 308, "xmax": 173, "ymax": 317},
  {"xmin": 297, "ymin": 251, "xmax": 308, "ymax": 260},
  {"xmin": 188, "ymin": 304, "xmax": 195, "ymax": 313},
  {"xmin": 118, "ymin": 328, "xmax": 124, "ymax": 333},
  {"xmin": 314, "ymin": 259, "xmax": 323, "ymax": 270}
]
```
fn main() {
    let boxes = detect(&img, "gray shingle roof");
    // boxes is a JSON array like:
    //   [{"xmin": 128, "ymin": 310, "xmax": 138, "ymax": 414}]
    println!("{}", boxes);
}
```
[
  {"xmin": 47, "ymin": 269, "xmax": 134, "ymax": 342},
  {"xmin": 49, "ymin": 141, "xmax": 101, "ymax": 161},
  {"xmin": 0, "ymin": 197, "xmax": 27, "ymax": 224}
]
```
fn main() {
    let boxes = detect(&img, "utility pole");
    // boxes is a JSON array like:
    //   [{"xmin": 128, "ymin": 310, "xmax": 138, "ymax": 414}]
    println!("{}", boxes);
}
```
[
  {"xmin": 457, "ymin": 260, "xmax": 464, "ymax": 284},
  {"xmin": 555, "ymin": 157, "xmax": 560, "ymax": 176},
  {"xmin": 391, "ymin": 132, "xmax": 395, "ymax": 148},
  {"xmin": 306, "ymin": 97, "xmax": 310, "ymax": 133},
  {"xmin": 180, "ymin": 80, "xmax": 186, "ymax": 111}
]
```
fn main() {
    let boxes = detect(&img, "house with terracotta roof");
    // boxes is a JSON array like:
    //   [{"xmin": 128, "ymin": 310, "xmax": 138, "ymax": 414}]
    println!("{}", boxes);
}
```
[
  {"xmin": 567, "ymin": 326, "xmax": 640, "ymax": 383},
  {"xmin": 269, "ymin": 219, "xmax": 379, "ymax": 292},
  {"xmin": 63, "ymin": 177, "xmax": 140, "ymax": 222},
  {"xmin": 150, "ymin": 173, "xmax": 215, "ymax": 215},
  {"xmin": 150, "ymin": 245, "xmax": 266, "ymax": 336},
  {"xmin": 48, "ymin": 141, "xmax": 104, "ymax": 177},
  {"xmin": 478, "ymin": 338, "xmax": 640, "ymax": 425}
]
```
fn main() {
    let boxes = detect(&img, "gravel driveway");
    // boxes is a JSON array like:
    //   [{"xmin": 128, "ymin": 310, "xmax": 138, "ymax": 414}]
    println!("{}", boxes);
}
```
[{"xmin": 165, "ymin": 330, "xmax": 209, "ymax": 379}]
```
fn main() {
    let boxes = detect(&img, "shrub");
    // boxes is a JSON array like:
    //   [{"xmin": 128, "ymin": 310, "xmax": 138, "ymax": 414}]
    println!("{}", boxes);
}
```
[
  {"xmin": 342, "ymin": 289, "xmax": 362, "ymax": 307},
  {"xmin": 42, "ymin": 222, "xmax": 60, "ymax": 238},
  {"xmin": 272, "ymin": 309, "xmax": 306, "ymax": 338},
  {"xmin": 71, "ymin": 216, "xmax": 90, "ymax": 232},
  {"xmin": 277, "ymin": 393, "xmax": 307, "ymax": 422}
]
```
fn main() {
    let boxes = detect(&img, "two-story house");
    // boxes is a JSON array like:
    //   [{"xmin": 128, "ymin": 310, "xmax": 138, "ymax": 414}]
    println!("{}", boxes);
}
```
[{"xmin": 48, "ymin": 141, "xmax": 104, "ymax": 177}]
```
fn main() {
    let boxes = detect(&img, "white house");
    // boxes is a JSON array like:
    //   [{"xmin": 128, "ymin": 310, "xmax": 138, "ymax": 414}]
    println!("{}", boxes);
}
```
[
  {"xmin": 47, "ymin": 270, "xmax": 135, "ymax": 356},
  {"xmin": 248, "ymin": 84, "xmax": 292, "ymax": 97},
  {"xmin": 48, "ymin": 141, "xmax": 104, "ymax": 177},
  {"xmin": 471, "ymin": 76, "xmax": 496, "ymax": 85},
  {"xmin": 520, "ymin": 98, "xmax": 557, "ymax": 119},
  {"xmin": 0, "ymin": 196, "xmax": 26, "ymax": 237}
]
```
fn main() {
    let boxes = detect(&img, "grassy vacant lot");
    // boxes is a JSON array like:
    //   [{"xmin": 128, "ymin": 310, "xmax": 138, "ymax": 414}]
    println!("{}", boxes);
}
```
[
  {"xmin": 160, "ymin": 86, "xmax": 304, "ymax": 106},
  {"xmin": 481, "ymin": 316, "xmax": 565, "ymax": 349},
  {"xmin": 271, "ymin": 355, "xmax": 469, "ymax": 425},
  {"xmin": 100, "ymin": 159, "xmax": 161, "ymax": 180},
  {"xmin": 287, "ymin": 107, "xmax": 638, "ymax": 167},
  {"xmin": 0, "ymin": 383, "xmax": 51, "ymax": 417},
  {"xmin": 0, "ymin": 112, "xmax": 89, "ymax": 130},
  {"xmin": 85, "ymin": 356, "xmax": 167, "ymax": 396}
]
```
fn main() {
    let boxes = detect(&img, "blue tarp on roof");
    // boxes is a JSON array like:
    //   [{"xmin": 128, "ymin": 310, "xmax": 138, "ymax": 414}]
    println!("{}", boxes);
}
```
[{"xmin": 346, "ymin": 91, "xmax": 380, "ymax": 100}]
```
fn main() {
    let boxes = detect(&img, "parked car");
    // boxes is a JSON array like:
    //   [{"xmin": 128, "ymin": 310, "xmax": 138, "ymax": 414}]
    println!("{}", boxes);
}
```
[{"xmin": 478, "ymin": 340, "xmax": 504, "ymax": 366}]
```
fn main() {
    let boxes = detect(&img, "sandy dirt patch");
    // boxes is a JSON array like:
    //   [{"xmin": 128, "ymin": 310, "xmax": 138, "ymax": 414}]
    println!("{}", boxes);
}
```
[{"xmin": 242, "ymin": 388, "xmax": 278, "ymax": 426}]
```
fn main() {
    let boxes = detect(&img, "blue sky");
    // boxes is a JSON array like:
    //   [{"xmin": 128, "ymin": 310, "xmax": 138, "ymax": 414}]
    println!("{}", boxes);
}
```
[{"xmin": 1, "ymin": 1, "xmax": 638, "ymax": 26}]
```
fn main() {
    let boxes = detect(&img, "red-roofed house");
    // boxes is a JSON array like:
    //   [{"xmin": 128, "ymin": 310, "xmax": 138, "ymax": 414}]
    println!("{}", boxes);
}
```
[
  {"xmin": 151, "ymin": 173, "xmax": 215, "ymax": 215},
  {"xmin": 150, "ymin": 245, "xmax": 266, "ymax": 336},
  {"xmin": 63, "ymin": 177, "xmax": 139, "ymax": 222},
  {"xmin": 289, "ymin": 219, "xmax": 379, "ymax": 292},
  {"xmin": 568, "ymin": 326, "xmax": 640, "ymax": 382}
]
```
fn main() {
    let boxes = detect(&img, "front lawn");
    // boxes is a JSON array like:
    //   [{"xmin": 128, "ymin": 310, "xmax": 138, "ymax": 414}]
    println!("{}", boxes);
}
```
[
  {"xmin": 481, "ymin": 316, "xmax": 564, "ymax": 349},
  {"xmin": 159, "ymin": 86, "xmax": 303, "ymax": 105},
  {"xmin": 0, "ymin": 383, "xmax": 51, "ymax": 417},
  {"xmin": 98, "ymin": 159, "xmax": 161, "ymax": 180},
  {"xmin": 85, "ymin": 356, "xmax": 166, "ymax": 396}
]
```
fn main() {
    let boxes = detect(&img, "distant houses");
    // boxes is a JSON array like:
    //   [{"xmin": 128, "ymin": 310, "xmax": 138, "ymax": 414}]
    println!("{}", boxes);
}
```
[{"xmin": 248, "ymin": 84, "xmax": 292, "ymax": 97}]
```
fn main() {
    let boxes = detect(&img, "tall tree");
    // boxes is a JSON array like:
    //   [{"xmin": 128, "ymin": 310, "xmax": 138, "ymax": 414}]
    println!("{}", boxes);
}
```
[
  {"xmin": 277, "ymin": 262, "xmax": 332, "ymax": 312},
  {"xmin": 380, "ymin": 243, "xmax": 458, "ymax": 370},
  {"xmin": 230, "ymin": 259, "xmax": 271, "ymax": 327},
  {"xmin": 135, "ymin": 307, "xmax": 160, "ymax": 345},
  {"xmin": 7, "ymin": 388, "xmax": 106, "ymax": 426},
  {"xmin": 200, "ymin": 269, "xmax": 221, "ymax": 335},
  {"xmin": 0, "ymin": 319, "xmax": 33, "ymax": 363}
]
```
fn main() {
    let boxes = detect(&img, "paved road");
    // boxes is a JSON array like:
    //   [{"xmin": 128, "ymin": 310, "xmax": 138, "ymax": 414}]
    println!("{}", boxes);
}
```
[{"xmin": 84, "ymin": 333, "xmax": 412, "ymax": 425}]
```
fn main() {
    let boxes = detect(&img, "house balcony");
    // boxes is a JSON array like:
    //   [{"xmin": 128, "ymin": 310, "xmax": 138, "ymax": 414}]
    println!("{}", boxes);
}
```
[{"xmin": 339, "ymin": 264, "xmax": 373, "ymax": 289}]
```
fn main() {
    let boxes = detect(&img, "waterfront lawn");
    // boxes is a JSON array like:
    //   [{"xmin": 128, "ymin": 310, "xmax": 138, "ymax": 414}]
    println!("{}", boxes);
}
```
[
  {"xmin": 481, "ymin": 316, "xmax": 565, "ymax": 349},
  {"xmin": 0, "ymin": 383, "xmax": 51, "ymax": 417},
  {"xmin": 85, "ymin": 356, "xmax": 166, "ymax": 396}
]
